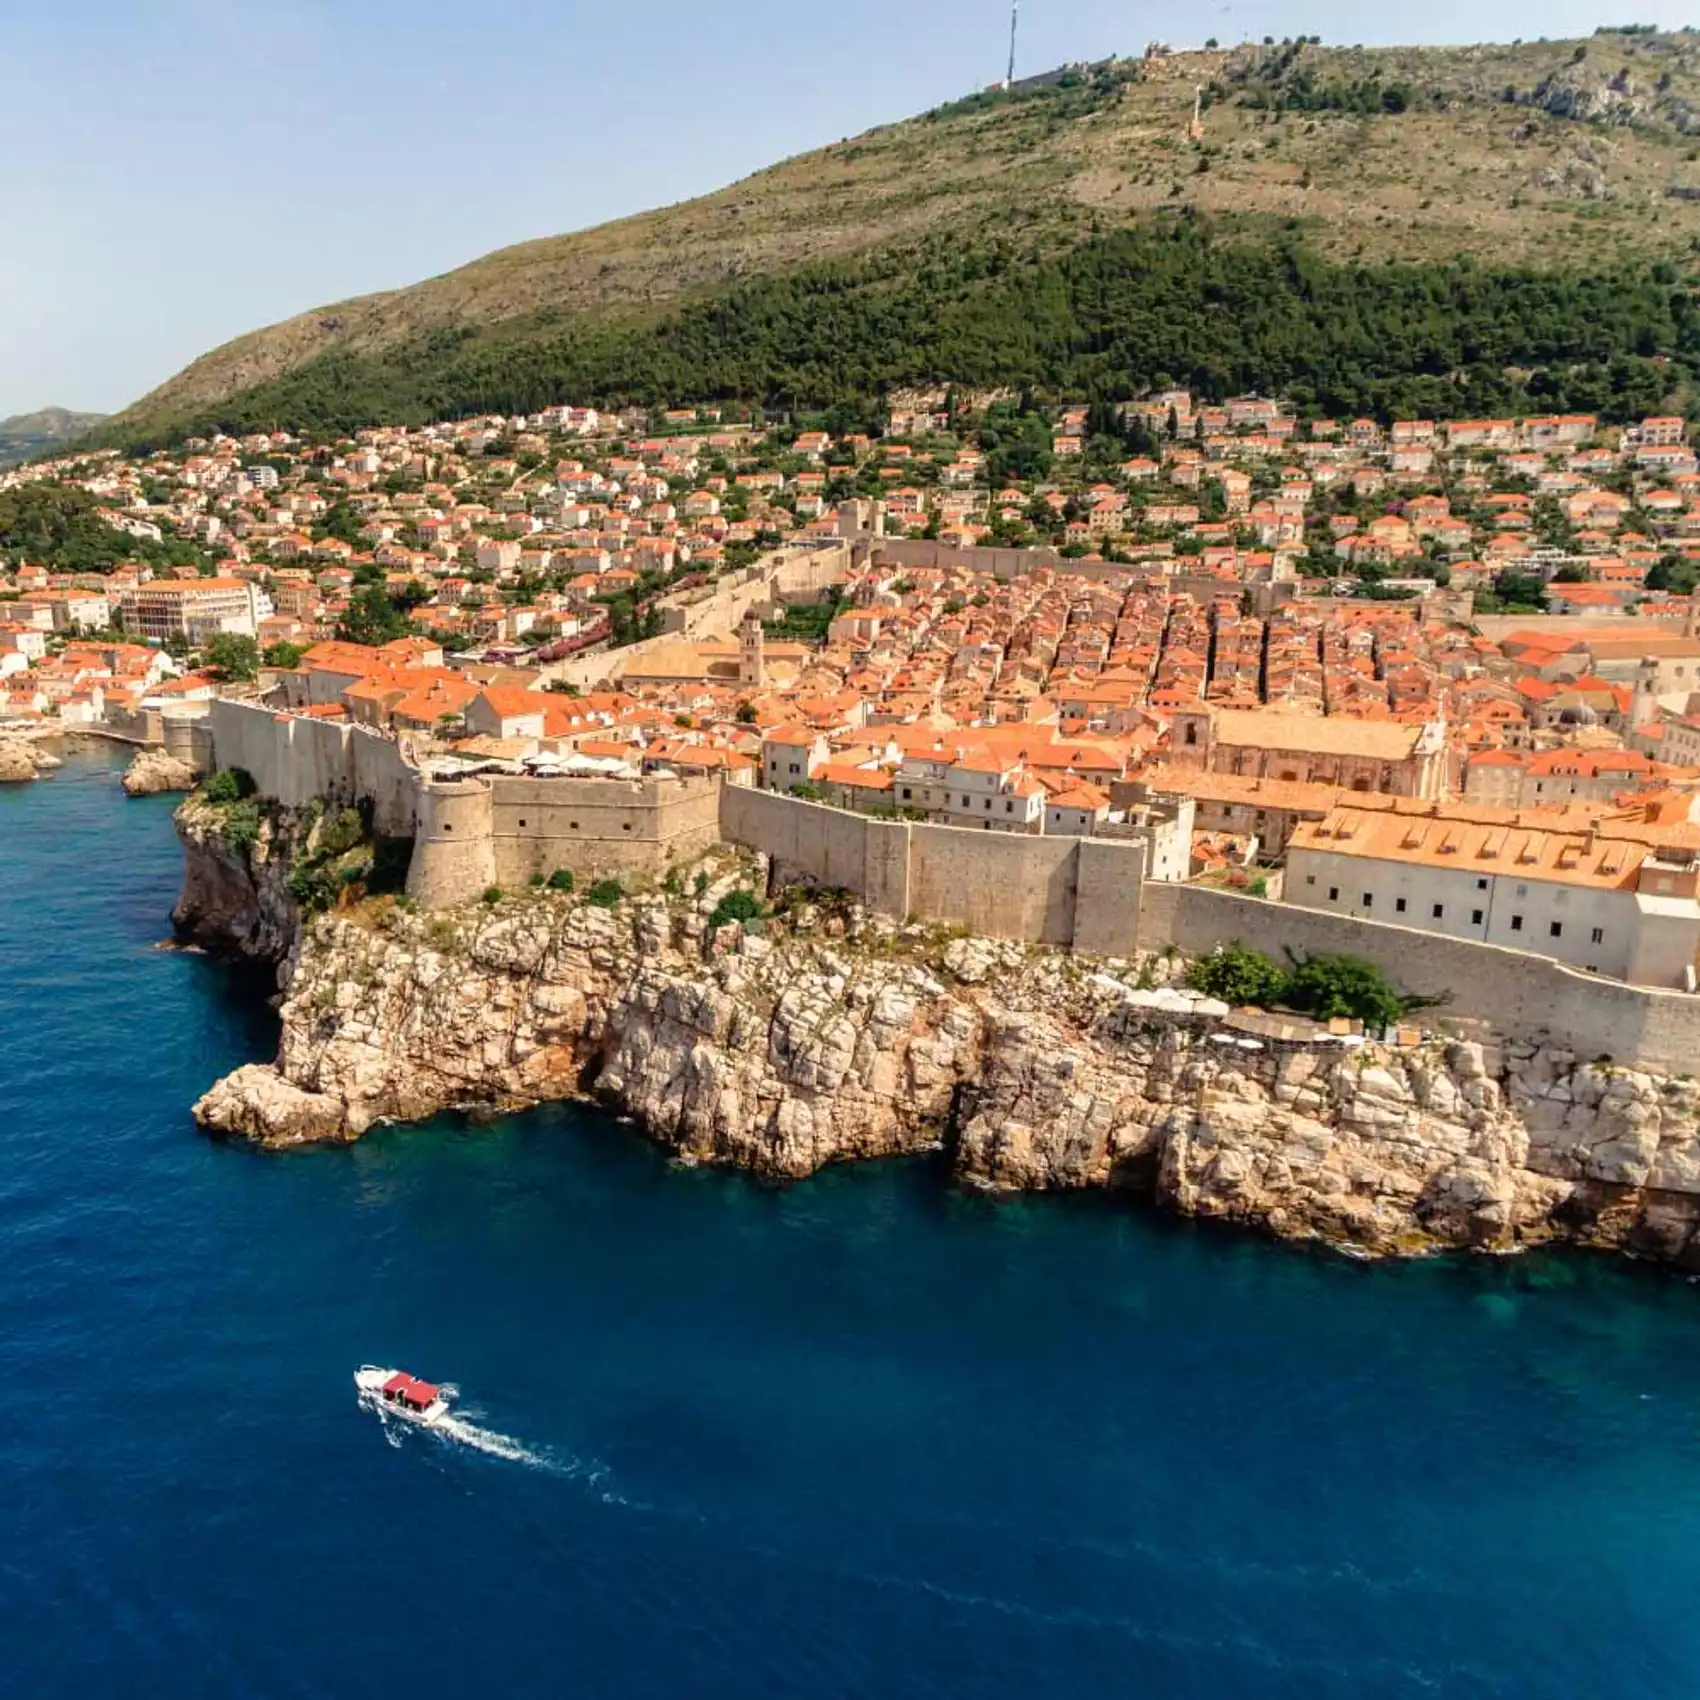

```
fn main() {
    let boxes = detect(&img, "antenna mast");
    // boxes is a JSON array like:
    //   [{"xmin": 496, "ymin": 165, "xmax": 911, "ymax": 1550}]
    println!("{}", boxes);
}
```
[{"xmin": 1006, "ymin": 0, "xmax": 1019, "ymax": 89}]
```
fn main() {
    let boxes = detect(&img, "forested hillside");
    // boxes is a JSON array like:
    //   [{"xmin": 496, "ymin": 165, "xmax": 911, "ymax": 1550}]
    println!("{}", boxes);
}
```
[{"xmin": 102, "ymin": 30, "xmax": 1700, "ymax": 445}]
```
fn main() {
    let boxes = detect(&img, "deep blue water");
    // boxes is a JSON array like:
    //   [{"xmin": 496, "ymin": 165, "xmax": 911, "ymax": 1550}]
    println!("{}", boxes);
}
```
[{"xmin": 8, "ymin": 753, "xmax": 1700, "ymax": 1698}]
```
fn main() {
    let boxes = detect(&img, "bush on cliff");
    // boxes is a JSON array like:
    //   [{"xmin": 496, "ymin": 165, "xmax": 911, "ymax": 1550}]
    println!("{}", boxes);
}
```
[
  {"xmin": 201, "ymin": 767, "xmax": 256, "ymax": 805},
  {"xmin": 1282, "ymin": 951, "xmax": 1441, "ymax": 1029},
  {"xmin": 547, "ymin": 869, "xmax": 576, "ymax": 893},
  {"xmin": 1188, "ymin": 941, "xmax": 1441, "ymax": 1029},
  {"xmin": 586, "ymin": 878, "xmax": 624, "ymax": 909},
  {"xmin": 1188, "ymin": 942, "xmax": 1287, "ymax": 1008},
  {"xmin": 708, "ymin": 888, "xmax": 764, "ymax": 932}
]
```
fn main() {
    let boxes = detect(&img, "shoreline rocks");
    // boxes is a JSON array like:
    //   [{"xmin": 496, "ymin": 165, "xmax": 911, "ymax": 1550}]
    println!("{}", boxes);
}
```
[
  {"xmin": 182, "ymin": 821, "xmax": 1700, "ymax": 1269},
  {"xmin": 0, "ymin": 738, "xmax": 59, "ymax": 784},
  {"xmin": 123, "ymin": 747, "xmax": 199, "ymax": 797}
]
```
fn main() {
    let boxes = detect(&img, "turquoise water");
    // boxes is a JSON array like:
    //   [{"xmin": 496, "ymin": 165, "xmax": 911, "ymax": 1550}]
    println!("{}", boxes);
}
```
[{"xmin": 7, "ymin": 753, "xmax": 1700, "ymax": 1699}]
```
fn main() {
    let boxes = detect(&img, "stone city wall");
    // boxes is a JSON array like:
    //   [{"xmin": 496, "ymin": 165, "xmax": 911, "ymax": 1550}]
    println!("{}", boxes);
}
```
[
  {"xmin": 1137, "ymin": 885, "xmax": 1700, "ymax": 1075},
  {"xmin": 719, "ymin": 787, "xmax": 1145, "ymax": 954},
  {"xmin": 485, "ymin": 772, "xmax": 725, "ymax": 888},
  {"xmin": 207, "ymin": 700, "xmax": 417, "ymax": 836}
]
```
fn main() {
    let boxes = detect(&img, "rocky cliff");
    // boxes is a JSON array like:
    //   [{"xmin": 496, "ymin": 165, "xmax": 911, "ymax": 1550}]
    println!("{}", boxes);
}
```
[
  {"xmin": 184, "ymin": 827, "xmax": 1700, "ymax": 1268},
  {"xmin": 172, "ymin": 795, "xmax": 303, "ymax": 966}
]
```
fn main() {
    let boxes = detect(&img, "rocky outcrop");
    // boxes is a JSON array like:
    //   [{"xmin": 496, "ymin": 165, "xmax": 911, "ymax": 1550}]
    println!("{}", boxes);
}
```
[
  {"xmin": 123, "ymin": 747, "xmax": 198, "ymax": 796},
  {"xmin": 171, "ymin": 795, "xmax": 301, "ymax": 967},
  {"xmin": 189, "ymin": 857, "xmax": 1700, "ymax": 1268},
  {"xmin": 0, "ymin": 738, "xmax": 57, "ymax": 783}
]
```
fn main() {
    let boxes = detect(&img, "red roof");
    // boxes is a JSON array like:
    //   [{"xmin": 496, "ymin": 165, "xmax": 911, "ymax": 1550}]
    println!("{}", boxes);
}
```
[{"xmin": 382, "ymin": 1373, "xmax": 440, "ymax": 1407}]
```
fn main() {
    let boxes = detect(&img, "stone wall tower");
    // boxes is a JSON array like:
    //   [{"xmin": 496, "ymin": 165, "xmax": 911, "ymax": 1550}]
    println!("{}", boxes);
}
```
[
  {"xmin": 406, "ymin": 777, "xmax": 497, "ymax": 909},
  {"xmin": 739, "ymin": 607, "xmax": 766, "ymax": 690}
]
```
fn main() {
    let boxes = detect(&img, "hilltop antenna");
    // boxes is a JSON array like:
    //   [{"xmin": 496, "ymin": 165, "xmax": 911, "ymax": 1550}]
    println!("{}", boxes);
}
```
[{"xmin": 1006, "ymin": 0, "xmax": 1019, "ymax": 89}]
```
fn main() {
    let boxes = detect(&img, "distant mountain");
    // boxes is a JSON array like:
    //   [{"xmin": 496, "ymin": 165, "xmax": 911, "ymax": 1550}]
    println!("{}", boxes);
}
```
[
  {"xmin": 0, "ymin": 407, "xmax": 109, "ymax": 466},
  {"xmin": 101, "ymin": 31, "xmax": 1700, "ymax": 445}
]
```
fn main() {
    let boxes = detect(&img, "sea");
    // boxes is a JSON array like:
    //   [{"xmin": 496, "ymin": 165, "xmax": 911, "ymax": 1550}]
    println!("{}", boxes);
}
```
[{"xmin": 6, "ymin": 750, "xmax": 1700, "ymax": 1699}]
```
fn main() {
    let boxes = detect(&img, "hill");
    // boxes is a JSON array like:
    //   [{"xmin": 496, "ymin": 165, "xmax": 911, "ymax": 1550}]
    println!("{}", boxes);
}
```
[
  {"xmin": 0, "ymin": 407, "xmax": 108, "ymax": 465},
  {"xmin": 105, "ymin": 31, "xmax": 1700, "ymax": 445}
]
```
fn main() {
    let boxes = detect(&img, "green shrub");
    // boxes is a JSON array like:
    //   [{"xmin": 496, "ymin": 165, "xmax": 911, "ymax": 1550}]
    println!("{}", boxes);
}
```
[
  {"xmin": 709, "ymin": 888, "xmax": 764, "ymax": 931},
  {"xmin": 585, "ymin": 878, "xmax": 624, "ymax": 909},
  {"xmin": 222, "ymin": 801, "xmax": 262, "ymax": 855},
  {"xmin": 1282, "ymin": 952, "xmax": 1435, "ymax": 1029},
  {"xmin": 1188, "ymin": 941, "xmax": 1286, "ymax": 1007},
  {"xmin": 530, "ymin": 872, "xmax": 547, "ymax": 887},
  {"xmin": 202, "ymin": 767, "xmax": 255, "ymax": 804},
  {"xmin": 547, "ymin": 869, "xmax": 575, "ymax": 893},
  {"xmin": 317, "ymin": 807, "xmax": 366, "ymax": 857},
  {"xmin": 663, "ymin": 870, "xmax": 683, "ymax": 896},
  {"xmin": 481, "ymin": 885, "xmax": 503, "ymax": 906},
  {"xmin": 693, "ymin": 871, "xmax": 710, "ymax": 896}
]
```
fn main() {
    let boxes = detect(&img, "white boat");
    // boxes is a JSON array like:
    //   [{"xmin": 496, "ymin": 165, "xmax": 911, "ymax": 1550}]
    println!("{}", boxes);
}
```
[{"xmin": 355, "ymin": 1365, "xmax": 453, "ymax": 1427}]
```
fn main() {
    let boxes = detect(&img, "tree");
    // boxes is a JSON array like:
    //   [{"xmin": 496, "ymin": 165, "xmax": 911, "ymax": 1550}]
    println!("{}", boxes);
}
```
[
  {"xmin": 1188, "ymin": 942, "xmax": 1287, "ymax": 1007},
  {"xmin": 262, "ymin": 640, "xmax": 306, "ymax": 669},
  {"xmin": 1282, "ymin": 951, "xmax": 1438, "ymax": 1028},
  {"xmin": 200, "ymin": 632, "xmax": 260, "ymax": 681},
  {"xmin": 337, "ymin": 584, "xmax": 410, "ymax": 646}
]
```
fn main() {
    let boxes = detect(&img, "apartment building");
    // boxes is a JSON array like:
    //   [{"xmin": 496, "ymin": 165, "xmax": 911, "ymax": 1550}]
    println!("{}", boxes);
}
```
[{"xmin": 117, "ymin": 577, "xmax": 269, "ymax": 642}]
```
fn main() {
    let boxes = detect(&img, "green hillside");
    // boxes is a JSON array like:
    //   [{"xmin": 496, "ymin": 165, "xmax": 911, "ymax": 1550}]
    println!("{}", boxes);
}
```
[
  {"xmin": 103, "ymin": 32, "xmax": 1700, "ymax": 445},
  {"xmin": 0, "ymin": 407, "xmax": 108, "ymax": 465}
]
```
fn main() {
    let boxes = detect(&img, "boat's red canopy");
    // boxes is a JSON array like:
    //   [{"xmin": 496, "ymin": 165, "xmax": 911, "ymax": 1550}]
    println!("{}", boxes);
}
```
[{"xmin": 382, "ymin": 1373, "xmax": 440, "ymax": 1406}]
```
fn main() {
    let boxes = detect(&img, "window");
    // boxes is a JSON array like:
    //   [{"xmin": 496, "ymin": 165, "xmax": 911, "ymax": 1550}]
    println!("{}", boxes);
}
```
[
  {"xmin": 1184, "ymin": 724, "xmax": 1198, "ymax": 746},
  {"xmin": 1471, "ymin": 909, "xmax": 1484, "ymax": 925},
  {"xmin": 518, "ymin": 819, "xmax": 527, "ymax": 828},
  {"xmin": 443, "ymin": 823, "xmax": 453, "ymax": 833},
  {"xmin": 901, "ymin": 788, "xmax": 912, "ymax": 801},
  {"xmin": 1395, "ymin": 897, "xmax": 1407, "ymax": 914},
  {"xmin": 962, "ymin": 795, "xmax": 971, "ymax": 808},
  {"xmin": 1432, "ymin": 904, "xmax": 1444, "ymax": 919},
  {"xmin": 1515, "ymin": 884, "xmax": 1528, "ymax": 898},
  {"xmin": 788, "ymin": 762, "xmax": 800, "ymax": 776},
  {"xmin": 1005, "ymin": 801, "xmax": 1013, "ymax": 814},
  {"xmin": 1328, "ymin": 887, "xmax": 1339, "ymax": 902},
  {"xmin": 1591, "ymin": 927, "xmax": 1604, "ymax": 945},
  {"xmin": 984, "ymin": 798, "xmax": 992, "ymax": 811},
  {"xmin": 1476, "ymin": 878, "xmax": 1489, "ymax": 891},
  {"xmin": 1305, "ymin": 874, "xmax": 1316, "ymax": 886},
  {"xmin": 622, "ymin": 824, "xmax": 632, "ymax": 834},
  {"xmin": 1550, "ymin": 922, "xmax": 1563, "ymax": 939},
  {"xmin": 1511, "ymin": 915, "xmax": 1523, "ymax": 932},
  {"xmin": 1362, "ymin": 893, "xmax": 1373, "ymax": 909}
]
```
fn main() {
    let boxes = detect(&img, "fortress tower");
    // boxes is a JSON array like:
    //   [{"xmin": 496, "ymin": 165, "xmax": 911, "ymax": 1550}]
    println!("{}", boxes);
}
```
[
  {"xmin": 406, "ymin": 777, "xmax": 496, "ymax": 909},
  {"xmin": 739, "ymin": 607, "xmax": 766, "ymax": 690}
]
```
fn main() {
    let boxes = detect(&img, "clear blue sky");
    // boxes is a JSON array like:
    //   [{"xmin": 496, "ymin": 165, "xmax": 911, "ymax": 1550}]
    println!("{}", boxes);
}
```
[{"xmin": 1, "ymin": 0, "xmax": 1688, "ymax": 417}]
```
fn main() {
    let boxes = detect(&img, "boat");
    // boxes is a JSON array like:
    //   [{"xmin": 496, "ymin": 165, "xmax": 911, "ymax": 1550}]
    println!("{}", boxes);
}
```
[{"xmin": 355, "ymin": 1365, "xmax": 453, "ymax": 1427}]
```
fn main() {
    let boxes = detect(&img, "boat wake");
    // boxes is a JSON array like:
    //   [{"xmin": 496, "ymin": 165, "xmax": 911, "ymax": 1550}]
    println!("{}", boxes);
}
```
[
  {"xmin": 369, "ymin": 1401, "xmax": 619, "ymax": 1494},
  {"xmin": 430, "ymin": 1412, "xmax": 556, "ymax": 1471}
]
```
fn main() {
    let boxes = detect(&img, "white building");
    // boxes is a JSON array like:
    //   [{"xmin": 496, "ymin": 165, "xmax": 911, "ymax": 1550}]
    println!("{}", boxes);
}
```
[{"xmin": 1286, "ymin": 797, "xmax": 1700, "ymax": 988}]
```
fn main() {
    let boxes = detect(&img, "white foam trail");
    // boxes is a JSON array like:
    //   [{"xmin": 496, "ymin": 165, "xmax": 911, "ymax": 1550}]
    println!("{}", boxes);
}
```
[{"xmin": 431, "ymin": 1413, "xmax": 557, "ymax": 1470}]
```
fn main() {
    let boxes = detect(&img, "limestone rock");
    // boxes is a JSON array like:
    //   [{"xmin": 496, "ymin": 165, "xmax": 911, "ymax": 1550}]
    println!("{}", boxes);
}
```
[
  {"xmin": 194, "ymin": 1064, "xmax": 352, "ymax": 1147},
  {"xmin": 0, "ymin": 738, "xmax": 46, "ymax": 783},
  {"xmin": 123, "ymin": 747, "xmax": 199, "ymax": 796},
  {"xmin": 180, "ymin": 850, "xmax": 1700, "ymax": 1269}
]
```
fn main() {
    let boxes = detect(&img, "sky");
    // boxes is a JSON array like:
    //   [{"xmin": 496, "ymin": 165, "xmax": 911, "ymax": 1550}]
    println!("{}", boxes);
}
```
[{"xmin": 1, "ymin": 0, "xmax": 1692, "ymax": 418}]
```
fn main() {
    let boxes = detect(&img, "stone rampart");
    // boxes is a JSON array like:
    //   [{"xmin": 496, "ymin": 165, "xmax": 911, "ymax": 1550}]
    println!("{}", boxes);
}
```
[
  {"xmin": 1136, "ymin": 885, "xmax": 1700, "ymax": 1075},
  {"xmin": 406, "ymin": 780, "xmax": 496, "ymax": 908},
  {"xmin": 207, "ymin": 700, "xmax": 416, "ymax": 836},
  {"xmin": 486, "ymin": 772, "xmax": 724, "ymax": 887},
  {"xmin": 719, "ymin": 787, "xmax": 1146, "ymax": 953}
]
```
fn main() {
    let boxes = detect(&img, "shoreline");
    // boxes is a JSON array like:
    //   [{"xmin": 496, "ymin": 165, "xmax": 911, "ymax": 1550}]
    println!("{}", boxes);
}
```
[{"xmin": 176, "ymin": 798, "xmax": 1700, "ymax": 1272}]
